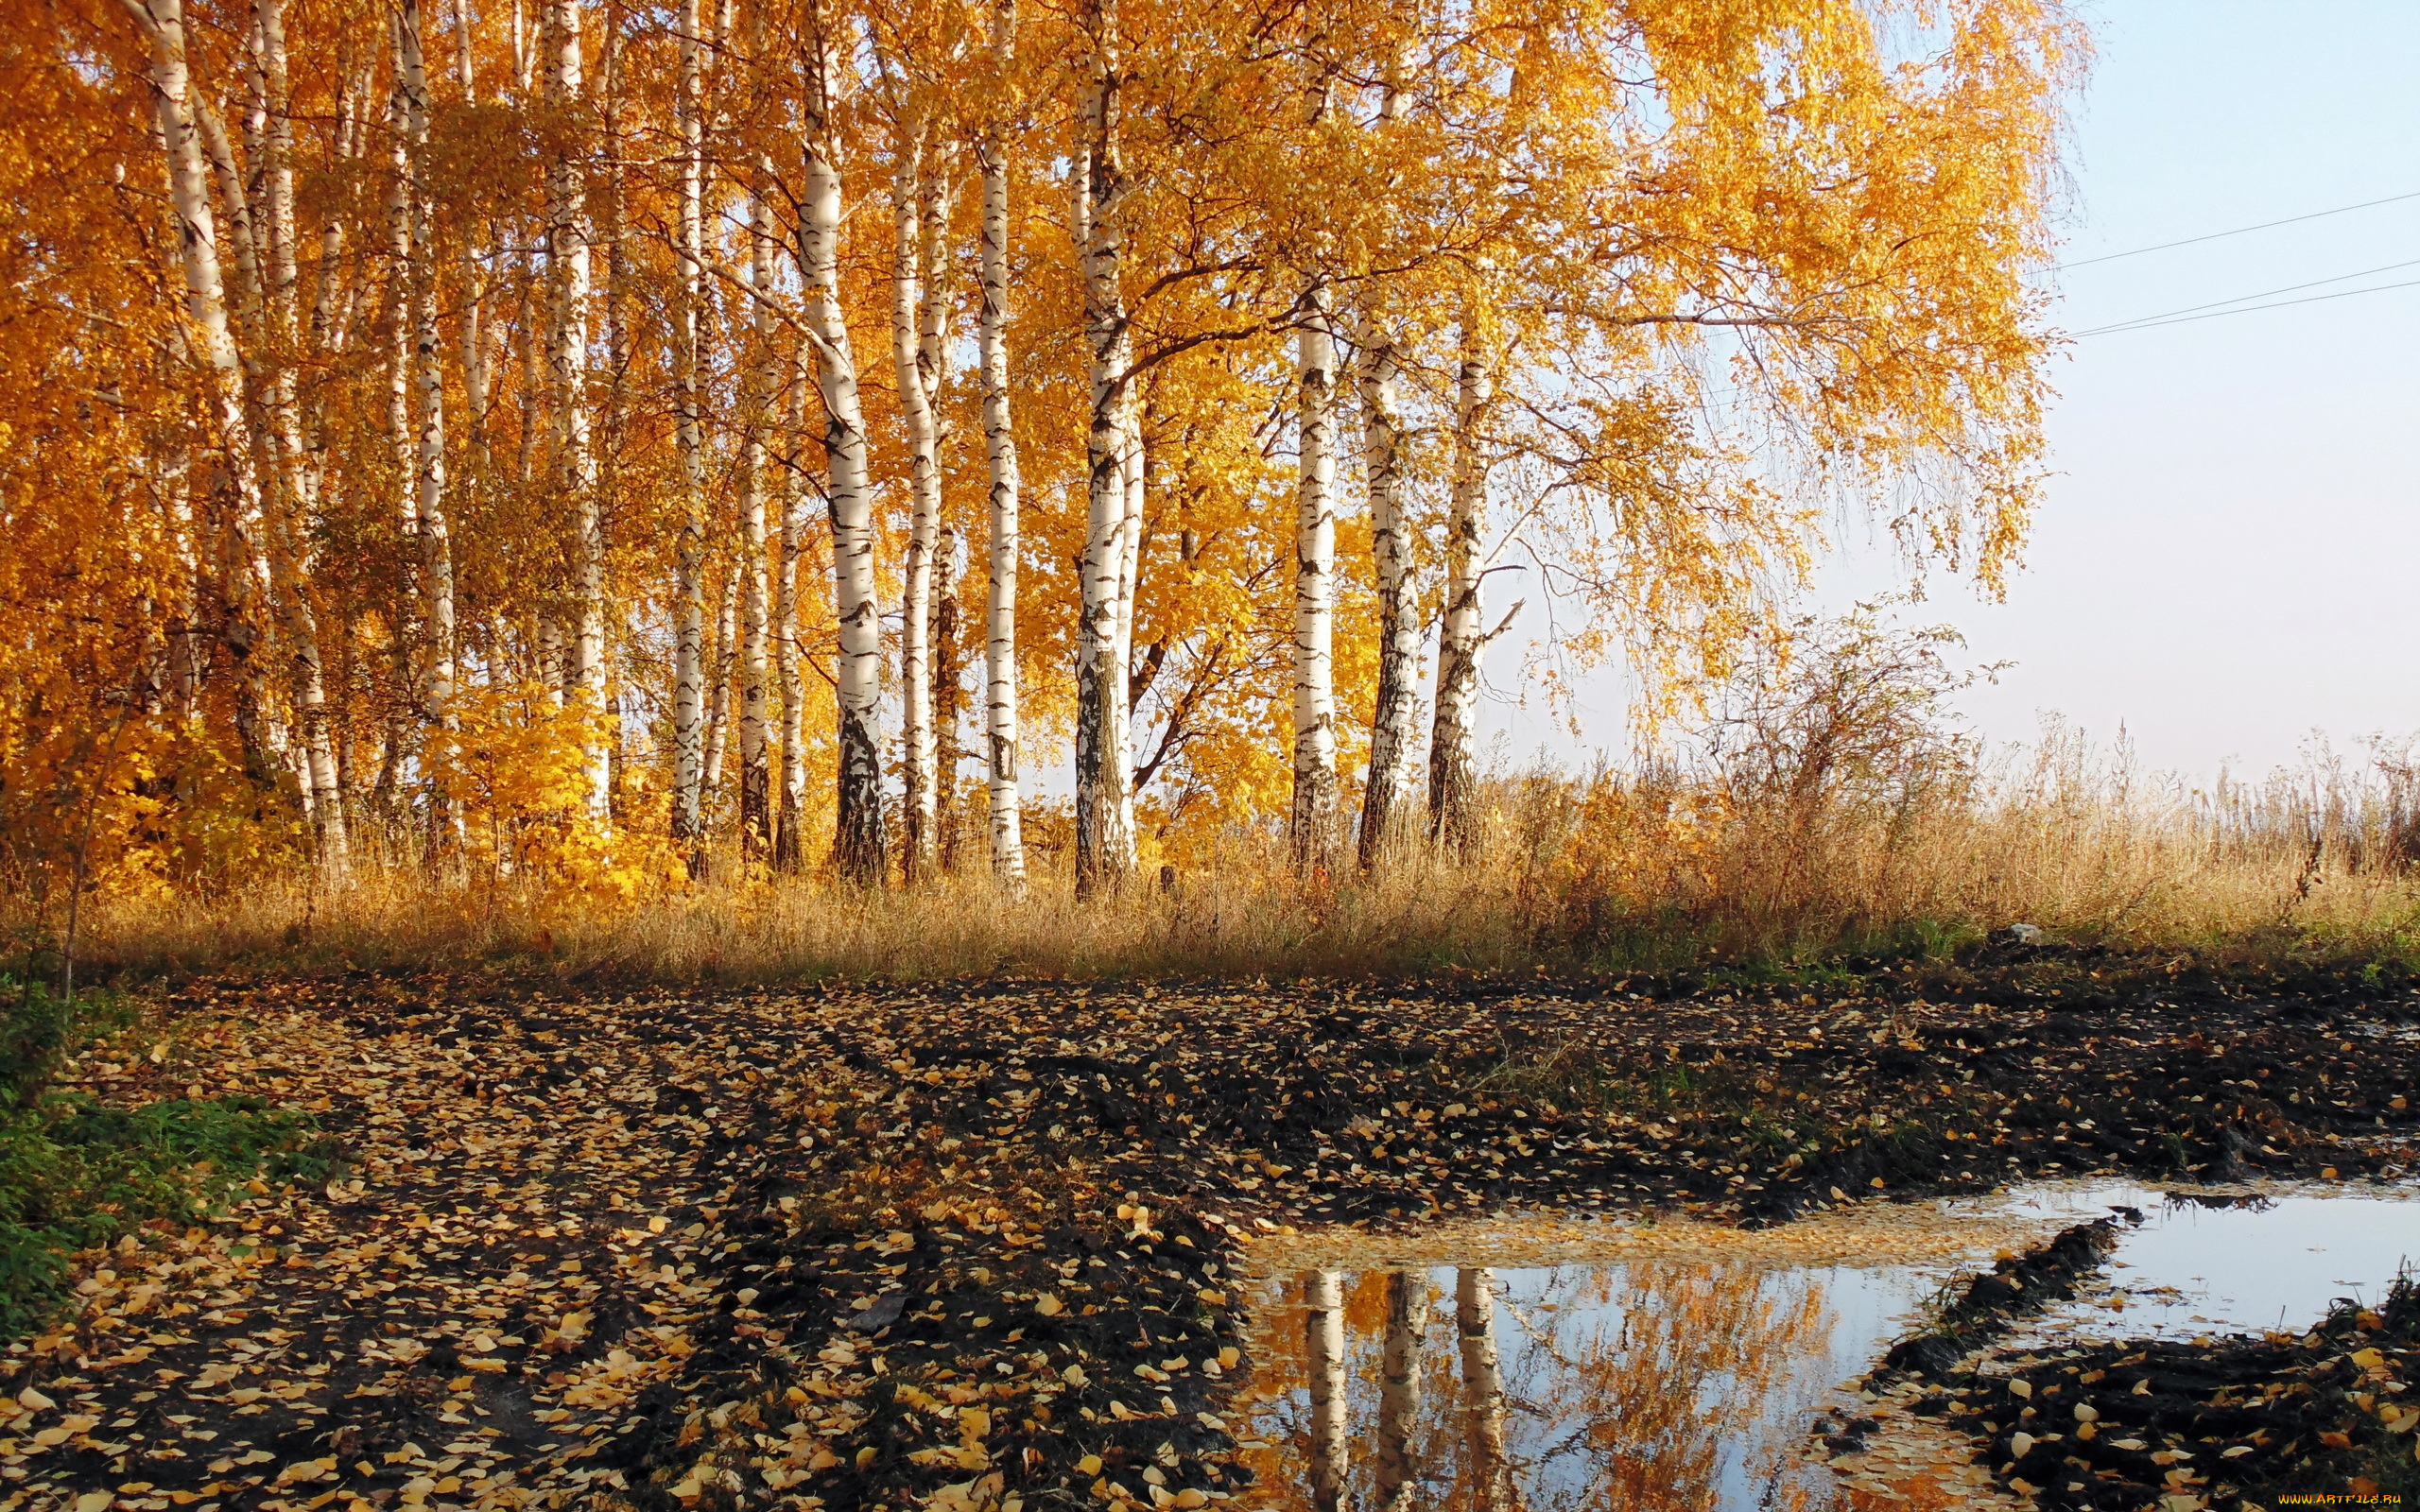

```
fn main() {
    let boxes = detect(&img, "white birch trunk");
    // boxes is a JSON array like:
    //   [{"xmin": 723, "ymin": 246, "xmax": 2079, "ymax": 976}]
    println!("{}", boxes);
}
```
[
  {"xmin": 1357, "ymin": 314, "xmax": 1418, "ymax": 870},
  {"xmin": 705, "ymin": 562, "xmax": 736, "ymax": 802},
  {"xmin": 976, "ymin": 62, "xmax": 1025, "ymax": 885},
  {"xmin": 451, "ymin": 0, "xmax": 488, "ymax": 481},
  {"xmin": 669, "ymin": 0, "xmax": 708, "ymax": 868},
  {"xmin": 736, "ymin": 176, "xmax": 774, "ymax": 861},
  {"xmin": 544, "ymin": 0, "xmax": 608, "ymax": 822},
  {"xmin": 891, "ymin": 129, "xmax": 941, "ymax": 884},
  {"xmin": 141, "ymin": 0, "xmax": 347, "ymax": 875},
  {"xmin": 1305, "ymin": 1269, "xmax": 1348, "ymax": 1512},
  {"xmin": 1457, "ymin": 1266, "xmax": 1516, "ymax": 1511},
  {"xmin": 773, "ymin": 352, "xmax": 811, "ymax": 872},
  {"xmin": 1114, "ymin": 375, "xmax": 1143, "ymax": 845},
  {"xmin": 1290, "ymin": 291, "xmax": 1340, "ymax": 874},
  {"xmin": 804, "ymin": 38, "xmax": 887, "ymax": 884},
  {"xmin": 1073, "ymin": 0, "xmax": 1135, "ymax": 897},
  {"xmin": 1430, "ymin": 315, "xmax": 1493, "ymax": 853},
  {"xmin": 217, "ymin": 28, "xmax": 349, "ymax": 869},
  {"xmin": 384, "ymin": 54, "xmax": 415, "ymax": 535},
  {"xmin": 399, "ymin": 0, "xmax": 454, "ymax": 757},
  {"xmin": 120, "ymin": 0, "xmax": 283, "ymax": 799},
  {"xmin": 1376, "ymin": 1268, "xmax": 1423, "ymax": 1512}
]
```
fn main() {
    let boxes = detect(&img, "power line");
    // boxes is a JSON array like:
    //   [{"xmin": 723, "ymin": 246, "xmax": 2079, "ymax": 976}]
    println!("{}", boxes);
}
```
[
  {"xmin": 2057, "ymin": 188, "xmax": 2420, "ymax": 269},
  {"xmin": 2078, "ymin": 276, "xmax": 2420, "ymax": 335},
  {"xmin": 2074, "ymin": 256, "xmax": 2420, "ymax": 335}
]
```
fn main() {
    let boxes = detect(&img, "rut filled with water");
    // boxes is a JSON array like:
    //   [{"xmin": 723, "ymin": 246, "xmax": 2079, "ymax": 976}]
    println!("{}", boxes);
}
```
[{"xmin": 1230, "ymin": 1182, "xmax": 2419, "ymax": 1511}]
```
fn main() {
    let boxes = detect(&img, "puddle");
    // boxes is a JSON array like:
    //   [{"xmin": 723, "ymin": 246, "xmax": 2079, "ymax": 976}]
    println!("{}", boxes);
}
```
[
  {"xmin": 1230, "ymin": 1181, "xmax": 2419, "ymax": 1511},
  {"xmin": 1979, "ymin": 1179, "xmax": 2420, "ymax": 1346}
]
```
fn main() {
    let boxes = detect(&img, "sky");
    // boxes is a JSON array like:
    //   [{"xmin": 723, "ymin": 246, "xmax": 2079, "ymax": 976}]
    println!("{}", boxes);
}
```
[{"xmin": 1483, "ymin": 0, "xmax": 2420, "ymax": 784}]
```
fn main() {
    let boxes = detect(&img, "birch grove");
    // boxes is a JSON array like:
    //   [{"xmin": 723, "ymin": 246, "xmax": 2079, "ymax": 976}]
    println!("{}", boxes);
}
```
[{"xmin": 11, "ymin": 0, "xmax": 2074, "ymax": 898}]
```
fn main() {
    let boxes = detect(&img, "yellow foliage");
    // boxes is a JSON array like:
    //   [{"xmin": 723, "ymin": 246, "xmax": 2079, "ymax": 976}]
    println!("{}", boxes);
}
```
[{"xmin": 430, "ymin": 688, "xmax": 683, "ymax": 901}]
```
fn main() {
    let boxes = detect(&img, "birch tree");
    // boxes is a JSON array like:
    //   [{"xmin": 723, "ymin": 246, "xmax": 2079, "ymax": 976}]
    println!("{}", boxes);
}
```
[
  {"xmin": 669, "ymin": 0, "xmax": 708, "ymax": 870},
  {"xmin": 975, "ymin": 0, "xmax": 1025, "ymax": 885},
  {"xmin": 398, "ymin": 0, "xmax": 456, "ymax": 805},
  {"xmin": 890, "ymin": 125, "xmax": 944, "ymax": 883},
  {"xmin": 804, "ymin": 19, "xmax": 887, "ymax": 885},
  {"xmin": 736, "ymin": 169, "xmax": 775, "ymax": 861},
  {"xmin": 1457, "ymin": 1266, "xmax": 1515, "ymax": 1512},
  {"xmin": 1304, "ymin": 1268, "xmax": 1347, "ymax": 1512},
  {"xmin": 1429, "ymin": 301, "xmax": 1505, "ymax": 854},
  {"xmin": 1288, "ymin": 290, "xmax": 1340, "ymax": 875},
  {"xmin": 1072, "ymin": 0, "xmax": 1134, "ymax": 898},
  {"xmin": 544, "ymin": 0, "xmax": 608, "ymax": 822},
  {"xmin": 774, "ymin": 358, "xmax": 813, "ymax": 872},
  {"xmin": 1375, "ymin": 1269, "xmax": 1422, "ymax": 1512},
  {"xmin": 1356, "ymin": 313, "xmax": 1418, "ymax": 870}
]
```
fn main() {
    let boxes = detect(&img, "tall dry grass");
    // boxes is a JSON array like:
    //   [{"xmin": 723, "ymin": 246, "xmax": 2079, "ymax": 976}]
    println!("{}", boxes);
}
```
[
  {"xmin": 15, "ymin": 614, "xmax": 2420, "ymax": 986},
  {"xmin": 18, "ymin": 737, "xmax": 2420, "ymax": 987}
]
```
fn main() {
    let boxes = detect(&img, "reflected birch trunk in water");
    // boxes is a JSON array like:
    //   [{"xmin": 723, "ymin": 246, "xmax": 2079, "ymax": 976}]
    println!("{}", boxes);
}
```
[
  {"xmin": 1457, "ymin": 1267, "xmax": 1515, "ymax": 1512},
  {"xmin": 1305, "ymin": 1270, "xmax": 1347, "ymax": 1512},
  {"xmin": 1375, "ymin": 1270, "xmax": 1423, "ymax": 1512}
]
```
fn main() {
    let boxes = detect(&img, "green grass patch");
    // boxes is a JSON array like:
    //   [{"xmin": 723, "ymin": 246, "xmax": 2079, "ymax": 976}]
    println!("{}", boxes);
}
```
[{"xmin": 0, "ymin": 974, "xmax": 337, "ymax": 1337}]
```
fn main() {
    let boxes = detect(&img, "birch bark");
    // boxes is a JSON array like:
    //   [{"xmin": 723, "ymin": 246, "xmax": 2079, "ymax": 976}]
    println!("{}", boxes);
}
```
[
  {"xmin": 773, "ymin": 358, "xmax": 811, "ymax": 872},
  {"xmin": 544, "ymin": 0, "xmax": 609, "ymax": 822},
  {"xmin": 1357, "ymin": 314, "xmax": 1418, "ymax": 869},
  {"xmin": 890, "ymin": 129, "xmax": 942, "ymax": 883},
  {"xmin": 932, "ymin": 524, "xmax": 963, "ymax": 867},
  {"xmin": 1429, "ymin": 313, "xmax": 1494, "ymax": 854},
  {"xmin": 399, "ymin": 0, "xmax": 455, "ymax": 775},
  {"xmin": 130, "ymin": 0, "xmax": 349, "ymax": 874},
  {"xmin": 119, "ymin": 0, "xmax": 284, "ymax": 805},
  {"xmin": 1376, "ymin": 1268, "xmax": 1423, "ymax": 1512},
  {"xmin": 1290, "ymin": 290, "xmax": 1340, "ymax": 874},
  {"xmin": 1457, "ymin": 1266, "xmax": 1516, "ymax": 1511},
  {"xmin": 669, "ymin": 0, "xmax": 708, "ymax": 868},
  {"xmin": 704, "ymin": 563, "xmax": 736, "ymax": 801},
  {"xmin": 804, "ymin": 29, "xmax": 888, "ymax": 884},
  {"xmin": 233, "ymin": 16, "xmax": 349, "ymax": 868},
  {"xmin": 736, "ymin": 175, "xmax": 774, "ymax": 861},
  {"xmin": 1305, "ymin": 1269, "xmax": 1348, "ymax": 1512},
  {"xmin": 976, "ymin": 96, "xmax": 1025, "ymax": 885},
  {"xmin": 452, "ymin": 0, "xmax": 488, "ymax": 480},
  {"xmin": 1073, "ymin": 0, "xmax": 1135, "ymax": 897}
]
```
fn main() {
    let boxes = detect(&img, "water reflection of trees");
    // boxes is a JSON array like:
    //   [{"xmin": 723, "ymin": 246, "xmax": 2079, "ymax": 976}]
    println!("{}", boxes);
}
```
[{"xmin": 1244, "ymin": 1262, "xmax": 1850, "ymax": 1512}]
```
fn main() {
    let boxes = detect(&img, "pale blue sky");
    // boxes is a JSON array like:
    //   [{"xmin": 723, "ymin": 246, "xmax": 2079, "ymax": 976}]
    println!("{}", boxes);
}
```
[{"xmin": 1487, "ymin": 1, "xmax": 2420, "ymax": 782}]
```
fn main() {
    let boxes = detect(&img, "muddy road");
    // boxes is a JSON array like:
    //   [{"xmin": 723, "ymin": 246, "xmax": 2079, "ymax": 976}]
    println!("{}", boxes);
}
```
[{"xmin": 3, "ymin": 959, "xmax": 2413, "ymax": 1510}]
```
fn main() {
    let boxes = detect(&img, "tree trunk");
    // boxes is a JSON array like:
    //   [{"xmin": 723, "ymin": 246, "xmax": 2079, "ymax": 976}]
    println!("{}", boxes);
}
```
[
  {"xmin": 1456, "ymin": 1266, "xmax": 1515, "ymax": 1512},
  {"xmin": 1305, "ymin": 1269, "xmax": 1348, "ymax": 1512},
  {"xmin": 1073, "ymin": 0, "xmax": 1135, "ymax": 898},
  {"xmin": 1376, "ymin": 1268, "xmax": 1423, "ymax": 1512},
  {"xmin": 452, "ymin": 0, "xmax": 487, "ymax": 481},
  {"xmin": 1113, "ymin": 370, "xmax": 1144, "ymax": 847},
  {"xmin": 932, "ymin": 524, "xmax": 963, "ymax": 869},
  {"xmin": 1429, "ymin": 315, "xmax": 1493, "ymax": 854},
  {"xmin": 121, "ymin": 0, "xmax": 346, "ymax": 874},
  {"xmin": 545, "ymin": 0, "xmax": 608, "ymax": 822},
  {"xmin": 891, "ymin": 129, "xmax": 942, "ymax": 884},
  {"xmin": 773, "ymin": 355, "xmax": 811, "ymax": 873},
  {"xmin": 399, "ymin": 0, "xmax": 456, "ymax": 854},
  {"xmin": 669, "ymin": 0, "xmax": 708, "ymax": 871},
  {"xmin": 1290, "ymin": 291, "xmax": 1340, "ymax": 875},
  {"xmin": 736, "ymin": 171, "xmax": 774, "ymax": 863},
  {"xmin": 975, "ymin": 99, "xmax": 1026, "ymax": 887},
  {"xmin": 1357, "ymin": 315, "xmax": 1418, "ymax": 871},
  {"xmin": 704, "ymin": 561, "xmax": 736, "ymax": 804},
  {"xmin": 804, "ymin": 29, "xmax": 887, "ymax": 885}
]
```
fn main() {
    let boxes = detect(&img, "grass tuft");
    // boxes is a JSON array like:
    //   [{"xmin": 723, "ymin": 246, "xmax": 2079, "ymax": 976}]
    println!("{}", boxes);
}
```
[{"xmin": 0, "ymin": 975, "xmax": 337, "ymax": 1336}]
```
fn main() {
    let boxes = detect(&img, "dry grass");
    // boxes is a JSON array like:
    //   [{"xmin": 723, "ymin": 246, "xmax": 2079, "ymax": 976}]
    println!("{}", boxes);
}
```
[
  {"xmin": 17, "ymin": 615, "xmax": 2420, "ymax": 987},
  {"xmin": 20, "ymin": 735, "xmax": 2420, "ymax": 988}
]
